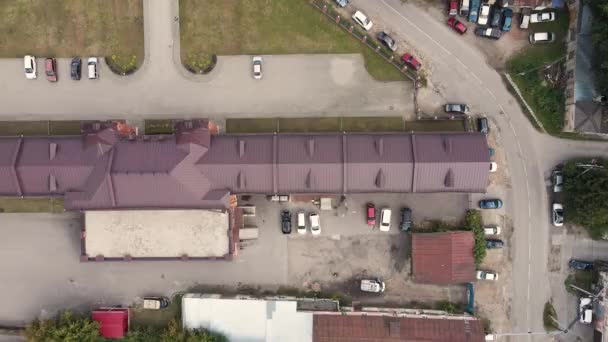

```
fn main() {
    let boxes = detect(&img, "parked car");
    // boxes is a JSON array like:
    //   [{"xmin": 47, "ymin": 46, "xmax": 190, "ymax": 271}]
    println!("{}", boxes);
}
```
[
  {"xmin": 580, "ymin": 298, "xmax": 593, "ymax": 324},
  {"xmin": 468, "ymin": 0, "xmax": 480, "ymax": 23},
  {"xmin": 360, "ymin": 279, "xmax": 385, "ymax": 293},
  {"xmin": 552, "ymin": 170, "xmax": 563, "ymax": 193},
  {"xmin": 476, "ymin": 270, "xmax": 498, "ymax": 280},
  {"xmin": 143, "ymin": 297, "xmax": 170, "ymax": 310},
  {"xmin": 477, "ymin": 4, "xmax": 490, "ymax": 25},
  {"xmin": 530, "ymin": 11, "xmax": 555, "ymax": 23},
  {"xmin": 459, "ymin": 0, "xmax": 470, "ymax": 17},
  {"xmin": 281, "ymin": 210, "xmax": 292, "ymax": 234},
  {"xmin": 45, "ymin": 58, "xmax": 57, "ymax": 82},
  {"xmin": 479, "ymin": 199, "xmax": 503, "ymax": 209},
  {"xmin": 70, "ymin": 57, "xmax": 81, "ymax": 80},
  {"xmin": 488, "ymin": 147, "xmax": 495, "ymax": 157},
  {"xmin": 501, "ymin": 8, "xmax": 513, "ymax": 32},
  {"xmin": 490, "ymin": 162, "xmax": 498, "ymax": 173},
  {"xmin": 401, "ymin": 53, "xmax": 422, "ymax": 71},
  {"xmin": 380, "ymin": 208, "xmax": 391, "ymax": 232},
  {"xmin": 520, "ymin": 7, "xmax": 531, "ymax": 29},
  {"xmin": 485, "ymin": 239, "xmax": 504, "ymax": 249},
  {"xmin": 529, "ymin": 32, "xmax": 554, "ymax": 44},
  {"xmin": 24, "ymin": 55, "xmax": 36, "ymax": 79},
  {"xmin": 445, "ymin": 103, "xmax": 470, "ymax": 114},
  {"xmin": 568, "ymin": 259, "xmax": 594, "ymax": 271},
  {"xmin": 310, "ymin": 213, "xmax": 321, "ymax": 235},
  {"xmin": 400, "ymin": 207, "xmax": 412, "ymax": 231},
  {"xmin": 252, "ymin": 56, "xmax": 263, "ymax": 79},
  {"xmin": 297, "ymin": 211, "xmax": 306, "ymax": 234},
  {"xmin": 377, "ymin": 31, "xmax": 397, "ymax": 51},
  {"xmin": 449, "ymin": 0, "xmax": 458, "ymax": 16},
  {"xmin": 87, "ymin": 57, "xmax": 98, "ymax": 79},
  {"xmin": 475, "ymin": 27, "xmax": 502, "ymax": 40},
  {"xmin": 352, "ymin": 10, "xmax": 373, "ymax": 31},
  {"xmin": 483, "ymin": 225, "xmax": 501, "ymax": 235},
  {"xmin": 366, "ymin": 203, "xmax": 376, "ymax": 226},
  {"xmin": 498, "ymin": 0, "xmax": 512, "ymax": 6},
  {"xmin": 552, "ymin": 203, "xmax": 564, "ymax": 227},
  {"xmin": 447, "ymin": 17, "xmax": 468, "ymax": 34},
  {"xmin": 489, "ymin": 7, "xmax": 502, "ymax": 28},
  {"xmin": 478, "ymin": 117, "xmax": 489, "ymax": 133},
  {"xmin": 334, "ymin": 0, "xmax": 349, "ymax": 7}
]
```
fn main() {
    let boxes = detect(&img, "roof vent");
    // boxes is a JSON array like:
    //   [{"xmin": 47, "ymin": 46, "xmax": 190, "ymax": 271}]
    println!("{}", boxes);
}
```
[
  {"xmin": 443, "ymin": 137, "xmax": 452, "ymax": 153},
  {"xmin": 444, "ymin": 168, "xmax": 454, "ymax": 187},
  {"xmin": 238, "ymin": 140, "xmax": 246, "ymax": 158},
  {"xmin": 306, "ymin": 169, "xmax": 314, "ymax": 189},
  {"xmin": 237, "ymin": 171, "xmax": 246, "ymax": 189},
  {"xmin": 49, "ymin": 143, "xmax": 57, "ymax": 160},
  {"xmin": 49, "ymin": 174, "xmax": 57, "ymax": 192},
  {"xmin": 375, "ymin": 138, "xmax": 384, "ymax": 156},
  {"xmin": 375, "ymin": 168, "xmax": 385, "ymax": 188},
  {"xmin": 307, "ymin": 138, "xmax": 315, "ymax": 158}
]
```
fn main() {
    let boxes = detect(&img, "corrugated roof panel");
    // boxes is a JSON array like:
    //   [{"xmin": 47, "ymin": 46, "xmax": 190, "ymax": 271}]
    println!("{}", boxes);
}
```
[
  {"xmin": 0, "ymin": 167, "xmax": 19, "ymax": 195},
  {"xmin": 277, "ymin": 164, "xmax": 342, "ymax": 193},
  {"xmin": 0, "ymin": 138, "xmax": 20, "ymax": 166},
  {"xmin": 112, "ymin": 139, "xmax": 187, "ymax": 173},
  {"xmin": 199, "ymin": 164, "xmax": 273, "ymax": 193},
  {"xmin": 346, "ymin": 162, "xmax": 413, "ymax": 192},
  {"xmin": 199, "ymin": 135, "xmax": 273, "ymax": 164},
  {"xmin": 415, "ymin": 162, "xmax": 489, "ymax": 193},
  {"xmin": 413, "ymin": 133, "xmax": 489, "ymax": 163},
  {"xmin": 346, "ymin": 134, "xmax": 413, "ymax": 163},
  {"xmin": 17, "ymin": 166, "xmax": 94, "ymax": 195},
  {"xmin": 17, "ymin": 137, "xmax": 97, "ymax": 166},
  {"xmin": 412, "ymin": 231, "xmax": 475, "ymax": 284},
  {"xmin": 278, "ymin": 135, "xmax": 342, "ymax": 164}
]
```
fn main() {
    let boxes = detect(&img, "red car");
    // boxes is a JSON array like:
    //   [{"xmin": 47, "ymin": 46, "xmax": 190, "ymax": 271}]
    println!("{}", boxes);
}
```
[
  {"xmin": 45, "ymin": 58, "xmax": 57, "ymax": 82},
  {"xmin": 448, "ymin": 0, "xmax": 458, "ymax": 16},
  {"xmin": 447, "ymin": 17, "xmax": 468, "ymax": 34},
  {"xmin": 401, "ymin": 53, "xmax": 421, "ymax": 71},
  {"xmin": 366, "ymin": 203, "xmax": 376, "ymax": 226}
]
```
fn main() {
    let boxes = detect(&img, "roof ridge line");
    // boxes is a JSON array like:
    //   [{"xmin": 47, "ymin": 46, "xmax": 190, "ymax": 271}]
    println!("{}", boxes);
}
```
[{"xmin": 12, "ymin": 137, "xmax": 23, "ymax": 196}]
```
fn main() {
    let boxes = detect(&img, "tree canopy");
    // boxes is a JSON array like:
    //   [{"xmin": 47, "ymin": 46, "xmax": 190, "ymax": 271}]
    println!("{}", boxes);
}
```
[
  {"xmin": 25, "ymin": 311, "xmax": 99, "ymax": 342},
  {"xmin": 563, "ymin": 159, "xmax": 608, "ymax": 238}
]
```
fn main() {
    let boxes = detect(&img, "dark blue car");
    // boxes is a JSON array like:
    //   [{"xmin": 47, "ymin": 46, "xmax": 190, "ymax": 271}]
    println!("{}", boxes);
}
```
[
  {"xmin": 485, "ymin": 239, "xmax": 504, "ymax": 249},
  {"xmin": 479, "ymin": 199, "xmax": 503, "ymax": 209},
  {"xmin": 502, "ymin": 8, "xmax": 513, "ymax": 32}
]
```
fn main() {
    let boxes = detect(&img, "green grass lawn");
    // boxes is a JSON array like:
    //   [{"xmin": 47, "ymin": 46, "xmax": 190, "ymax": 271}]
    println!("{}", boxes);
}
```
[
  {"xmin": 0, "ymin": 121, "xmax": 81, "ymax": 136},
  {"xmin": 0, "ymin": 198, "xmax": 64, "ymax": 213},
  {"xmin": 145, "ymin": 120, "xmax": 175, "ymax": 135},
  {"xmin": 179, "ymin": 0, "xmax": 407, "ymax": 81},
  {"xmin": 0, "ymin": 0, "xmax": 144, "ymax": 72},
  {"xmin": 507, "ymin": 10, "xmax": 569, "ymax": 134}
]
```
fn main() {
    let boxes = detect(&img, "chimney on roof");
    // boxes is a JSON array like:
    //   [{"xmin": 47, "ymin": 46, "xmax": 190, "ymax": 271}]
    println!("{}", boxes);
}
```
[
  {"xmin": 444, "ymin": 168, "xmax": 454, "ymax": 187},
  {"xmin": 375, "ymin": 137, "xmax": 384, "ymax": 156},
  {"xmin": 375, "ymin": 168, "xmax": 385, "ymax": 188},
  {"xmin": 238, "ymin": 140, "xmax": 246, "ymax": 158},
  {"xmin": 443, "ymin": 137, "xmax": 452, "ymax": 153},
  {"xmin": 49, "ymin": 174, "xmax": 57, "ymax": 192},
  {"xmin": 237, "ymin": 171, "xmax": 246, "ymax": 189},
  {"xmin": 306, "ymin": 169, "xmax": 314, "ymax": 189},
  {"xmin": 307, "ymin": 138, "xmax": 315, "ymax": 158},
  {"xmin": 49, "ymin": 143, "xmax": 57, "ymax": 160}
]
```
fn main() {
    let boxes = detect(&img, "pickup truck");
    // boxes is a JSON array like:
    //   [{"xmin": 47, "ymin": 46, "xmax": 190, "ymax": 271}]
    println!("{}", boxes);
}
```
[{"xmin": 360, "ymin": 279, "xmax": 386, "ymax": 293}]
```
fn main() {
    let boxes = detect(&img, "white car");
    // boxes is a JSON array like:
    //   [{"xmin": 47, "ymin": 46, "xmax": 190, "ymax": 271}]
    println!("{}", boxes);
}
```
[
  {"xmin": 490, "ymin": 162, "xmax": 498, "ymax": 173},
  {"xmin": 352, "ymin": 10, "xmax": 373, "ymax": 31},
  {"xmin": 530, "ymin": 12, "xmax": 555, "ymax": 23},
  {"xmin": 380, "ymin": 208, "xmax": 391, "ymax": 232},
  {"xmin": 552, "ymin": 203, "xmax": 564, "ymax": 227},
  {"xmin": 24, "ymin": 55, "xmax": 36, "ymax": 79},
  {"xmin": 478, "ymin": 4, "xmax": 490, "ymax": 26},
  {"xmin": 87, "ymin": 57, "xmax": 98, "ymax": 79},
  {"xmin": 310, "ymin": 213, "xmax": 321, "ymax": 235},
  {"xmin": 483, "ymin": 225, "xmax": 501, "ymax": 235},
  {"xmin": 252, "ymin": 56, "xmax": 263, "ymax": 80},
  {"xmin": 360, "ymin": 279, "xmax": 385, "ymax": 293},
  {"xmin": 476, "ymin": 270, "xmax": 498, "ymax": 281},
  {"xmin": 529, "ymin": 32, "xmax": 555, "ymax": 44},
  {"xmin": 580, "ymin": 297, "xmax": 592, "ymax": 324},
  {"xmin": 297, "ymin": 211, "xmax": 306, "ymax": 234}
]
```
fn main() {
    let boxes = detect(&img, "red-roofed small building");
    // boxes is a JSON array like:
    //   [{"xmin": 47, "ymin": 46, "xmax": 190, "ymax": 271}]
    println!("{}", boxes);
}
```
[
  {"xmin": 412, "ymin": 231, "xmax": 476, "ymax": 284},
  {"xmin": 92, "ymin": 308, "xmax": 129, "ymax": 339}
]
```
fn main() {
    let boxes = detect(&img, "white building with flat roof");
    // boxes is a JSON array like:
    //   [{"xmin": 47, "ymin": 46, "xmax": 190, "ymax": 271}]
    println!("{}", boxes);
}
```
[{"xmin": 182, "ymin": 294, "xmax": 313, "ymax": 342}]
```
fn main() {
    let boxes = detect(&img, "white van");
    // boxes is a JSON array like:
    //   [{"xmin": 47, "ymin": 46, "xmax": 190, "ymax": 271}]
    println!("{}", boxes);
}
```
[
  {"xmin": 87, "ymin": 57, "xmax": 98, "ymax": 79},
  {"xmin": 360, "ymin": 279, "xmax": 385, "ymax": 293},
  {"xmin": 460, "ymin": 0, "xmax": 470, "ymax": 17},
  {"xmin": 297, "ymin": 211, "xmax": 306, "ymax": 234},
  {"xmin": 310, "ymin": 213, "xmax": 321, "ymax": 235}
]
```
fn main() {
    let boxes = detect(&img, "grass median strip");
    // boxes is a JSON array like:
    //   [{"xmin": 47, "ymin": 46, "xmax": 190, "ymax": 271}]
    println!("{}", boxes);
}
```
[
  {"xmin": 179, "ymin": 0, "xmax": 407, "ymax": 81},
  {"xmin": 0, "ymin": 198, "xmax": 64, "ymax": 213},
  {"xmin": 0, "ymin": 121, "xmax": 82, "ymax": 136}
]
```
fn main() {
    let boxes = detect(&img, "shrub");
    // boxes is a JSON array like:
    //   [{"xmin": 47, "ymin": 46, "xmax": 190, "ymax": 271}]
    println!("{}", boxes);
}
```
[
  {"xmin": 464, "ymin": 210, "xmax": 486, "ymax": 266},
  {"xmin": 543, "ymin": 301, "xmax": 559, "ymax": 331},
  {"xmin": 25, "ymin": 310, "xmax": 100, "ymax": 342}
]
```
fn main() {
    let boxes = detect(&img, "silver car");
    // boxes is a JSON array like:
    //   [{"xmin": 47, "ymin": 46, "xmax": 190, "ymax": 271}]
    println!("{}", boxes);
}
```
[{"xmin": 252, "ymin": 56, "xmax": 263, "ymax": 80}]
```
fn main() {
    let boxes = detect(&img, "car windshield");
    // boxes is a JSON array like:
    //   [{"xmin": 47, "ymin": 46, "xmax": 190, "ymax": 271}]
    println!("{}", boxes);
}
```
[{"xmin": 25, "ymin": 67, "xmax": 33, "ymax": 72}]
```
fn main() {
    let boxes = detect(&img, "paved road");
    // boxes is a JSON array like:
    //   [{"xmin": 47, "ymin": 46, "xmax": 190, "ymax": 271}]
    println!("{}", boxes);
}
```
[
  {"xmin": 351, "ymin": 0, "xmax": 607, "ymax": 339},
  {"xmin": 0, "ymin": 0, "xmax": 412, "ymax": 120}
]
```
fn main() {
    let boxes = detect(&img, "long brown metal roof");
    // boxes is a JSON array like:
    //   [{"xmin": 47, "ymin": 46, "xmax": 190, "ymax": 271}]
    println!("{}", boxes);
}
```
[{"xmin": 0, "ymin": 121, "xmax": 489, "ymax": 210}]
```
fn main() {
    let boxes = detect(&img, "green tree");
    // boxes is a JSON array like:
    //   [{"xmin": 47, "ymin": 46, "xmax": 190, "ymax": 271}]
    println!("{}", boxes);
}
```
[
  {"xmin": 464, "ymin": 210, "xmax": 486, "ymax": 266},
  {"xmin": 25, "ymin": 310, "xmax": 100, "ymax": 342},
  {"xmin": 562, "ymin": 159, "xmax": 608, "ymax": 238}
]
